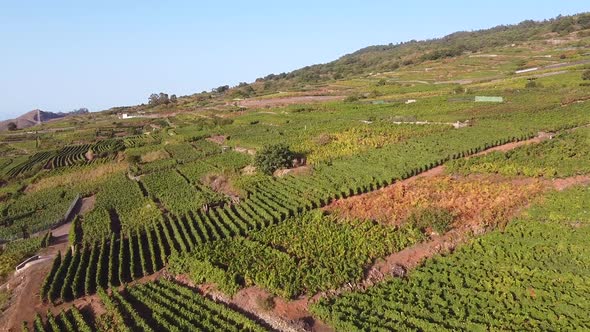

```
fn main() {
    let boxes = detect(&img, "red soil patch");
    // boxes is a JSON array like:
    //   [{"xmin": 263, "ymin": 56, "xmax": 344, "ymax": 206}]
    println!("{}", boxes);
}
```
[
  {"xmin": 326, "ymin": 174, "xmax": 545, "ymax": 230},
  {"xmin": 471, "ymin": 132, "xmax": 552, "ymax": 156},
  {"xmin": 552, "ymin": 175, "xmax": 590, "ymax": 191},
  {"xmin": 237, "ymin": 95, "xmax": 344, "ymax": 108}
]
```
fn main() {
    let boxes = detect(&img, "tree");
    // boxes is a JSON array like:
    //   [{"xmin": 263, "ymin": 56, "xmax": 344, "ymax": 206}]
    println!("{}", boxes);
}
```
[
  {"xmin": 148, "ymin": 92, "xmax": 171, "ymax": 106},
  {"xmin": 578, "ymin": 14, "xmax": 590, "ymax": 29},
  {"xmin": 582, "ymin": 70, "xmax": 590, "ymax": 81},
  {"xmin": 148, "ymin": 93, "xmax": 160, "ymax": 106},
  {"xmin": 72, "ymin": 108, "xmax": 89, "ymax": 114},
  {"xmin": 214, "ymin": 85, "xmax": 230, "ymax": 94},
  {"xmin": 254, "ymin": 143, "xmax": 295, "ymax": 175},
  {"xmin": 170, "ymin": 94, "xmax": 177, "ymax": 103},
  {"xmin": 7, "ymin": 122, "xmax": 17, "ymax": 131},
  {"xmin": 158, "ymin": 92, "xmax": 170, "ymax": 104}
]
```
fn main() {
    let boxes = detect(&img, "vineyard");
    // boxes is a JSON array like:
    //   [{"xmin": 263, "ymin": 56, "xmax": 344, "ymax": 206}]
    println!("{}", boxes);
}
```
[
  {"xmin": 311, "ymin": 186, "xmax": 590, "ymax": 331},
  {"xmin": 4, "ymin": 139, "xmax": 123, "ymax": 177},
  {"xmin": 169, "ymin": 211, "xmax": 424, "ymax": 298},
  {"xmin": 0, "ymin": 187, "xmax": 77, "ymax": 241},
  {"xmin": 447, "ymin": 127, "xmax": 590, "ymax": 178},
  {"xmin": 2, "ymin": 15, "xmax": 590, "ymax": 331},
  {"xmin": 0, "ymin": 232, "xmax": 51, "ymax": 282},
  {"xmin": 35, "ymin": 112, "xmax": 590, "ymax": 303},
  {"xmin": 31, "ymin": 279, "xmax": 266, "ymax": 332}
]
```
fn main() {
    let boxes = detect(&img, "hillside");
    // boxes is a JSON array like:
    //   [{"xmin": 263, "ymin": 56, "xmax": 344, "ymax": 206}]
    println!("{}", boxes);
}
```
[
  {"xmin": 0, "ymin": 109, "xmax": 91, "ymax": 132},
  {"xmin": 258, "ymin": 13, "xmax": 590, "ymax": 86},
  {"xmin": 0, "ymin": 11, "xmax": 589, "ymax": 332},
  {"xmin": 109, "ymin": 12, "xmax": 590, "ymax": 115}
]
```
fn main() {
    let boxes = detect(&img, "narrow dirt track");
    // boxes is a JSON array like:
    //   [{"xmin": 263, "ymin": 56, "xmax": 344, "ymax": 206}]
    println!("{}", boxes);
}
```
[{"xmin": 237, "ymin": 96, "xmax": 344, "ymax": 108}]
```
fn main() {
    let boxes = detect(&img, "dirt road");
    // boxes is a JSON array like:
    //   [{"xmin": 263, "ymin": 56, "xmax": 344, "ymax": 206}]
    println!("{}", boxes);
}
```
[{"xmin": 237, "ymin": 96, "xmax": 344, "ymax": 108}]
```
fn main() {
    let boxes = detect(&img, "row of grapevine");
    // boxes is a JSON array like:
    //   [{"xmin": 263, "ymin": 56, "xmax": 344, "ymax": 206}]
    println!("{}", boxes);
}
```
[
  {"xmin": 123, "ymin": 133, "xmax": 162, "ymax": 148},
  {"xmin": 122, "ymin": 279, "xmax": 267, "ymax": 331},
  {"xmin": 6, "ymin": 151, "xmax": 53, "ymax": 177},
  {"xmin": 168, "ymin": 211, "xmax": 424, "ymax": 298},
  {"xmin": 28, "ymin": 279, "xmax": 266, "ymax": 332},
  {"xmin": 28, "ymin": 307, "xmax": 92, "ymax": 332},
  {"xmin": 40, "ymin": 126, "xmax": 542, "ymax": 302},
  {"xmin": 41, "ymin": 215, "xmax": 202, "ymax": 302},
  {"xmin": 311, "ymin": 202, "xmax": 590, "ymax": 331},
  {"xmin": 141, "ymin": 170, "xmax": 224, "ymax": 214}
]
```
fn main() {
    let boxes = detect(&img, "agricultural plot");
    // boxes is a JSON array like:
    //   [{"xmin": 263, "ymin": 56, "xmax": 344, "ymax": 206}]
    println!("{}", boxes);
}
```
[
  {"xmin": 312, "ymin": 186, "xmax": 590, "ymax": 331},
  {"xmin": 295, "ymin": 121, "xmax": 453, "ymax": 164},
  {"xmin": 169, "ymin": 211, "xmax": 424, "ymax": 298},
  {"xmin": 164, "ymin": 142, "xmax": 202, "ymax": 163},
  {"xmin": 30, "ymin": 307, "xmax": 93, "ymax": 332},
  {"xmin": 0, "ymin": 232, "xmax": 51, "ymax": 283},
  {"xmin": 0, "ymin": 187, "xmax": 77, "ymax": 241},
  {"xmin": 4, "ymin": 139, "xmax": 123, "ymax": 177},
  {"xmin": 328, "ymin": 175, "xmax": 545, "ymax": 229},
  {"xmin": 177, "ymin": 151, "xmax": 252, "ymax": 184},
  {"xmin": 81, "ymin": 173, "xmax": 160, "ymax": 242},
  {"xmin": 33, "ymin": 279, "xmax": 267, "ymax": 332},
  {"xmin": 141, "ymin": 170, "xmax": 225, "ymax": 213},
  {"xmin": 447, "ymin": 127, "xmax": 590, "ymax": 178},
  {"xmin": 5, "ymin": 19, "xmax": 590, "ymax": 331}
]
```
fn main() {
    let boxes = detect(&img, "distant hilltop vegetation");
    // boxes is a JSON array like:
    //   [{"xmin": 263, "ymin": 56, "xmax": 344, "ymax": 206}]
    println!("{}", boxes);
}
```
[{"xmin": 0, "ymin": 108, "xmax": 89, "ymax": 132}]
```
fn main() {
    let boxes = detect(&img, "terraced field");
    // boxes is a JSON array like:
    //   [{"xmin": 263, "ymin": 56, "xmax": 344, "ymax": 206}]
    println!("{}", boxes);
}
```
[{"xmin": 1, "ymin": 12, "xmax": 590, "ymax": 332}]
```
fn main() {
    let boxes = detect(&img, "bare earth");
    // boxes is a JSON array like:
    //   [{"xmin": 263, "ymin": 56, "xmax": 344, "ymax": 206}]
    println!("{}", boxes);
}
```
[{"xmin": 237, "ymin": 96, "xmax": 344, "ymax": 108}]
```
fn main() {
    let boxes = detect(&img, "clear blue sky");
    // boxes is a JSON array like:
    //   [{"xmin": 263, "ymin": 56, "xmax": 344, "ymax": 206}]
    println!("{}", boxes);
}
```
[{"xmin": 0, "ymin": 1, "xmax": 588, "ymax": 120}]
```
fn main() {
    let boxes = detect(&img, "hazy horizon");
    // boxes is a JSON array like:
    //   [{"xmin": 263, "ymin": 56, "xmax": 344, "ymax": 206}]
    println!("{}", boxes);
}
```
[{"xmin": 0, "ymin": 1, "xmax": 588, "ymax": 121}]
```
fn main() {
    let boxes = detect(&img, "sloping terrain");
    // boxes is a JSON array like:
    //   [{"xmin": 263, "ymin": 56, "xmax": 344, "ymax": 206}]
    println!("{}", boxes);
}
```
[{"xmin": 0, "ymin": 12, "xmax": 590, "ymax": 332}]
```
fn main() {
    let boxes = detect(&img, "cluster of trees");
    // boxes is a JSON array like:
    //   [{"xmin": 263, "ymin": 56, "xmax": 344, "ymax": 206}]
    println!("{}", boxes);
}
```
[
  {"xmin": 251, "ymin": 14, "xmax": 590, "ymax": 86},
  {"xmin": 254, "ymin": 143, "xmax": 295, "ymax": 174},
  {"xmin": 148, "ymin": 93, "xmax": 177, "ymax": 106},
  {"xmin": 210, "ymin": 83, "xmax": 256, "ymax": 98},
  {"xmin": 551, "ymin": 13, "xmax": 590, "ymax": 34},
  {"xmin": 213, "ymin": 85, "xmax": 229, "ymax": 93}
]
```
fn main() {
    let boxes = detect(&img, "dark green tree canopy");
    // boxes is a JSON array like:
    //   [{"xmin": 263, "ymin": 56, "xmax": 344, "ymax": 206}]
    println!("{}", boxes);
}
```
[{"xmin": 254, "ymin": 143, "xmax": 295, "ymax": 175}]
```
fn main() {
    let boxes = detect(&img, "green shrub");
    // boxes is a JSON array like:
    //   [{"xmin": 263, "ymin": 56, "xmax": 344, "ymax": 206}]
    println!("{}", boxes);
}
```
[
  {"xmin": 407, "ymin": 207, "xmax": 454, "ymax": 234},
  {"xmin": 254, "ymin": 143, "xmax": 294, "ymax": 175}
]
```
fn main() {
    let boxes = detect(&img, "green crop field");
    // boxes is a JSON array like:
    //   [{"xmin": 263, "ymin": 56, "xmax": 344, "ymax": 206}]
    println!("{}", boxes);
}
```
[
  {"xmin": 2, "ymin": 12, "xmax": 590, "ymax": 332},
  {"xmin": 311, "ymin": 186, "xmax": 590, "ymax": 331}
]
